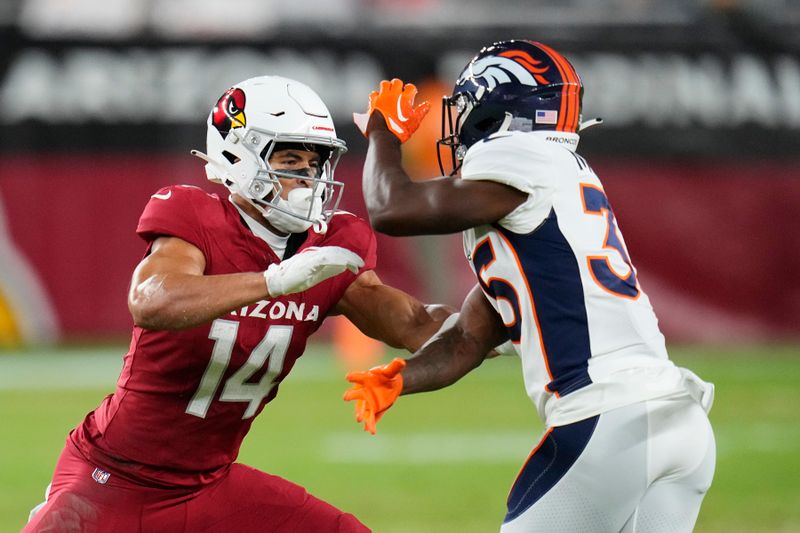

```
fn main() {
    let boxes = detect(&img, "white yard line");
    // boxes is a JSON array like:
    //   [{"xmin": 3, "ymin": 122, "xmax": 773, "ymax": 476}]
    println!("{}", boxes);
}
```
[
  {"xmin": 4, "ymin": 349, "xmax": 796, "ymax": 463},
  {"xmin": 0, "ymin": 346, "xmax": 522, "ymax": 389},
  {"xmin": 0, "ymin": 350, "xmax": 123, "ymax": 390},
  {"xmin": 0, "ymin": 348, "xmax": 382, "ymax": 389},
  {"xmin": 321, "ymin": 431, "xmax": 536, "ymax": 464},
  {"xmin": 319, "ymin": 425, "xmax": 800, "ymax": 464}
]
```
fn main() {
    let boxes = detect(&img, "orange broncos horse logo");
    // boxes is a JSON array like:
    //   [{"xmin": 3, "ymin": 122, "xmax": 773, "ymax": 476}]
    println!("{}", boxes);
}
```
[{"xmin": 462, "ymin": 51, "xmax": 552, "ymax": 90}]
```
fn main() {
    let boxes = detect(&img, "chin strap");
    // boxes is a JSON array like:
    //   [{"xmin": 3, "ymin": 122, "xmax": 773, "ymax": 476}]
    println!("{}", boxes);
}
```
[
  {"xmin": 312, "ymin": 219, "xmax": 329, "ymax": 235},
  {"xmin": 497, "ymin": 112, "xmax": 514, "ymax": 134},
  {"xmin": 579, "ymin": 117, "xmax": 604, "ymax": 131},
  {"xmin": 190, "ymin": 149, "xmax": 230, "ymax": 185}
]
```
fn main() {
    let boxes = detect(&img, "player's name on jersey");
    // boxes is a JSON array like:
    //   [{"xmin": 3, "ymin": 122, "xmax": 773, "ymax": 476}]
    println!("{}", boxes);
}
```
[{"xmin": 230, "ymin": 300, "xmax": 320, "ymax": 322}]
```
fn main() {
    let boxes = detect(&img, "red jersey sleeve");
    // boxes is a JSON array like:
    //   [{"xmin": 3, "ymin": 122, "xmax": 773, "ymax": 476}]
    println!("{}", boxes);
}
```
[
  {"xmin": 136, "ymin": 185, "xmax": 218, "ymax": 255},
  {"xmin": 322, "ymin": 211, "xmax": 378, "ymax": 272},
  {"xmin": 298, "ymin": 211, "xmax": 378, "ymax": 312}
]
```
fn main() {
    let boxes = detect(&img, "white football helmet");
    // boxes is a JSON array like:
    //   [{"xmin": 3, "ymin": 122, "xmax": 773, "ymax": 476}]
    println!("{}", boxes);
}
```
[{"xmin": 192, "ymin": 76, "xmax": 347, "ymax": 233}]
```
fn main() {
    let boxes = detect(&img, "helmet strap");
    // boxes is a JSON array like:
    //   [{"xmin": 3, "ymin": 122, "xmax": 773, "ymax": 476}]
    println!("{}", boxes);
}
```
[
  {"xmin": 263, "ymin": 200, "xmax": 315, "ymax": 234},
  {"xmin": 496, "ymin": 112, "xmax": 514, "ymax": 134},
  {"xmin": 191, "ymin": 149, "xmax": 235, "ymax": 186},
  {"xmin": 579, "ymin": 117, "xmax": 604, "ymax": 131}
]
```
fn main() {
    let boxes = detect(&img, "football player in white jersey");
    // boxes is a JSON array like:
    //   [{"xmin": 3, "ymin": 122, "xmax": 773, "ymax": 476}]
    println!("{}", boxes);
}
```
[{"xmin": 344, "ymin": 40, "xmax": 716, "ymax": 532}]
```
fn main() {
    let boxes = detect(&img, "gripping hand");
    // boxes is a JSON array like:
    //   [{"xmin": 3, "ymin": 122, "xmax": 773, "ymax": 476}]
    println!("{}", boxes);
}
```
[
  {"xmin": 264, "ymin": 246, "xmax": 364, "ymax": 298},
  {"xmin": 343, "ymin": 358, "xmax": 406, "ymax": 434},
  {"xmin": 353, "ymin": 79, "xmax": 431, "ymax": 143}
]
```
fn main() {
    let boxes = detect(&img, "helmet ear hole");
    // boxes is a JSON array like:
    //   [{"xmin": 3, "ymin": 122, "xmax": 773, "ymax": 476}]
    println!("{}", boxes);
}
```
[
  {"xmin": 222, "ymin": 151, "xmax": 240, "ymax": 164},
  {"xmin": 474, "ymin": 117, "xmax": 501, "ymax": 132}
]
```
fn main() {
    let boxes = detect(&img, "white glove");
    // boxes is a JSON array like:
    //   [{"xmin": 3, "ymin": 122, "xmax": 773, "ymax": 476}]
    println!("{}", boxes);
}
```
[{"xmin": 264, "ymin": 246, "xmax": 364, "ymax": 298}]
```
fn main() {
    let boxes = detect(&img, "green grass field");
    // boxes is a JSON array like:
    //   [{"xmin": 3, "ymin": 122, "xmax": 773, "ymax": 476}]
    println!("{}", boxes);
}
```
[{"xmin": 1, "ymin": 344, "xmax": 799, "ymax": 532}]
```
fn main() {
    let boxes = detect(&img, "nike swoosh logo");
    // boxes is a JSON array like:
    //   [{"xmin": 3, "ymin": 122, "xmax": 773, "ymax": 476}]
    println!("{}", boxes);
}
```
[
  {"xmin": 151, "ymin": 191, "xmax": 172, "ymax": 200},
  {"xmin": 396, "ymin": 96, "xmax": 408, "ymax": 122},
  {"xmin": 387, "ymin": 116, "xmax": 404, "ymax": 135}
]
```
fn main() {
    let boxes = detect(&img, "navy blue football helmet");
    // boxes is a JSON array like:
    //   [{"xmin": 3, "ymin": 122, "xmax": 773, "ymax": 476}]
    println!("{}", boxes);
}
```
[{"xmin": 438, "ymin": 40, "xmax": 585, "ymax": 175}]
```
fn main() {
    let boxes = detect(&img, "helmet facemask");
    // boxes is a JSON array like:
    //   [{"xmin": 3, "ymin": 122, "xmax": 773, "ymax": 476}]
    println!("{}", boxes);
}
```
[
  {"xmin": 196, "ymin": 127, "xmax": 345, "ymax": 233},
  {"xmin": 248, "ymin": 133, "xmax": 345, "ymax": 231},
  {"xmin": 437, "ymin": 91, "xmax": 472, "ymax": 176},
  {"xmin": 437, "ymin": 88, "xmax": 513, "ymax": 177}
]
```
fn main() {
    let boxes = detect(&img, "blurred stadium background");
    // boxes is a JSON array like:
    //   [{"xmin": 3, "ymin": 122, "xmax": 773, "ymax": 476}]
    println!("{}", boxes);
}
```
[{"xmin": 1, "ymin": 0, "xmax": 799, "ymax": 531}]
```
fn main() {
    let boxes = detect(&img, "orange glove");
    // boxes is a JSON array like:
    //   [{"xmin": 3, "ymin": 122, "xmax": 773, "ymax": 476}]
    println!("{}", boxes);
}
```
[
  {"xmin": 343, "ymin": 357, "xmax": 406, "ymax": 434},
  {"xmin": 352, "ymin": 79, "xmax": 431, "ymax": 143}
]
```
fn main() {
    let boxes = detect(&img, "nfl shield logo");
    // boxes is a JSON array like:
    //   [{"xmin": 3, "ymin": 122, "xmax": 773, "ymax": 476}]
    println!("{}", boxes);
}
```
[{"xmin": 91, "ymin": 467, "xmax": 111, "ymax": 485}]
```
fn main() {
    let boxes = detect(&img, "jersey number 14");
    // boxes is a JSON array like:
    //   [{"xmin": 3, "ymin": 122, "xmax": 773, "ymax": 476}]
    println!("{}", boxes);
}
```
[{"xmin": 186, "ymin": 319, "xmax": 292, "ymax": 420}]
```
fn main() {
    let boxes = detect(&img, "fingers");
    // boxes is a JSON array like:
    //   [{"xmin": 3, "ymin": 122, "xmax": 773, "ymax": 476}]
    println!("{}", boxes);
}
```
[
  {"xmin": 361, "ymin": 78, "xmax": 429, "ymax": 143},
  {"xmin": 322, "ymin": 246, "xmax": 365, "ymax": 268},
  {"xmin": 344, "ymin": 358, "xmax": 405, "ymax": 436},
  {"xmin": 354, "ymin": 399, "xmax": 366, "ymax": 423},
  {"xmin": 343, "ymin": 388, "xmax": 364, "ymax": 402},
  {"xmin": 414, "ymin": 100, "xmax": 431, "ymax": 120},
  {"xmin": 401, "ymin": 82, "xmax": 418, "ymax": 102},
  {"xmin": 305, "ymin": 246, "xmax": 365, "ymax": 272},
  {"xmin": 344, "ymin": 370, "xmax": 370, "ymax": 384},
  {"xmin": 367, "ymin": 357, "xmax": 405, "ymax": 374},
  {"xmin": 336, "ymin": 249, "xmax": 365, "ymax": 272},
  {"xmin": 379, "ymin": 79, "xmax": 395, "ymax": 93},
  {"xmin": 401, "ymin": 83, "xmax": 430, "ymax": 122},
  {"xmin": 343, "ymin": 388, "xmax": 369, "ymax": 422},
  {"xmin": 378, "ymin": 357, "xmax": 406, "ymax": 377},
  {"xmin": 344, "ymin": 386, "xmax": 378, "ymax": 434},
  {"xmin": 380, "ymin": 78, "xmax": 403, "ymax": 94},
  {"xmin": 364, "ymin": 413, "xmax": 377, "ymax": 435}
]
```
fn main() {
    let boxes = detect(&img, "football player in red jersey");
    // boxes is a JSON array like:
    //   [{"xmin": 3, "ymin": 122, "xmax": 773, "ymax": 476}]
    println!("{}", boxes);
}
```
[{"xmin": 23, "ymin": 76, "xmax": 453, "ymax": 533}]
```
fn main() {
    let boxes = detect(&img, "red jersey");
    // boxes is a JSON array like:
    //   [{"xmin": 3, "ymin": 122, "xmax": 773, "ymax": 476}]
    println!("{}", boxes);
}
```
[{"xmin": 71, "ymin": 185, "xmax": 377, "ymax": 488}]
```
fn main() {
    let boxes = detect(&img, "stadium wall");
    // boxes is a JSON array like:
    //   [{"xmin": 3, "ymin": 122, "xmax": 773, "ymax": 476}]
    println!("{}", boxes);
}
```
[{"xmin": 0, "ymin": 154, "xmax": 797, "ymax": 343}]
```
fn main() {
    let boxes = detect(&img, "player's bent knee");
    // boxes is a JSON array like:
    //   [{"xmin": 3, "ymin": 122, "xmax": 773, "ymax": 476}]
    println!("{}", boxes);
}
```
[
  {"xmin": 337, "ymin": 512, "xmax": 371, "ymax": 532},
  {"xmin": 22, "ymin": 491, "xmax": 99, "ymax": 533},
  {"xmin": 289, "ymin": 494, "xmax": 371, "ymax": 532}
]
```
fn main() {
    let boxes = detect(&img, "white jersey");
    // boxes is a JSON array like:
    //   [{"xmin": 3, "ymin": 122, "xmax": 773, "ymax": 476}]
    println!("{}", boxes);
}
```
[{"xmin": 461, "ymin": 130, "xmax": 710, "ymax": 427}]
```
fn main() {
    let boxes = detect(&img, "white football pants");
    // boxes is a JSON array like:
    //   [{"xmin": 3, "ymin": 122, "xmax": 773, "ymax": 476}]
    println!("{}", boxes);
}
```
[{"xmin": 501, "ymin": 395, "xmax": 715, "ymax": 533}]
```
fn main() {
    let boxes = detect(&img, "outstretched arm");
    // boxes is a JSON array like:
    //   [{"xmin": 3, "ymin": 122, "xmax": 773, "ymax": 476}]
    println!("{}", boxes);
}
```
[
  {"xmin": 401, "ymin": 283, "xmax": 508, "ymax": 394},
  {"xmin": 129, "ymin": 236, "xmax": 268, "ymax": 330},
  {"xmin": 130, "ymin": 236, "xmax": 363, "ymax": 330},
  {"xmin": 363, "ymin": 113, "xmax": 527, "ymax": 236},
  {"xmin": 356, "ymin": 79, "xmax": 527, "ymax": 236},
  {"xmin": 343, "ymin": 284, "xmax": 508, "ymax": 433},
  {"xmin": 333, "ymin": 269, "xmax": 455, "ymax": 352}
]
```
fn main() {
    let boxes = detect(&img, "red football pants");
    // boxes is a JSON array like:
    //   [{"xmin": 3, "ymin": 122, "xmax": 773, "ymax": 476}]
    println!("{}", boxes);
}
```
[{"xmin": 23, "ymin": 442, "xmax": 370, "ymax": 532}]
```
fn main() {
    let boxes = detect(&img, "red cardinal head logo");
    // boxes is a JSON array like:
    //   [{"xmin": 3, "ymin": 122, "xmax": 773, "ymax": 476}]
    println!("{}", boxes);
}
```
[{"xmin": 212, "ymin": 87, "xmax": 246, "ymax": 135}]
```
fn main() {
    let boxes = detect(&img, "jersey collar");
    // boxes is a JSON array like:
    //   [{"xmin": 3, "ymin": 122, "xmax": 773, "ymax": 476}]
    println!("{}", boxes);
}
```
[{"xmin": 229, "ymin": 196, "xmax": 290, "ymax": 259}]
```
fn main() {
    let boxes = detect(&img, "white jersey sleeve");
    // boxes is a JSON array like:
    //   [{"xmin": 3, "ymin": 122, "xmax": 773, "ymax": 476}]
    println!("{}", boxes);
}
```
[{"xmin": 460, "ymin": 131, "xmax": 558, "ymax": 234}]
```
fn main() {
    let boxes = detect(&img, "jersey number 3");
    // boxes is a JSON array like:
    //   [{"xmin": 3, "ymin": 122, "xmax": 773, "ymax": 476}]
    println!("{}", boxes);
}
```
[
  {"xmin": 186, "ymin": 319, "xmax": 292, "ymax": 420},
  {"xmin": 581, "ymin": 184, "xmax": 640, "ymax": 299}
]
